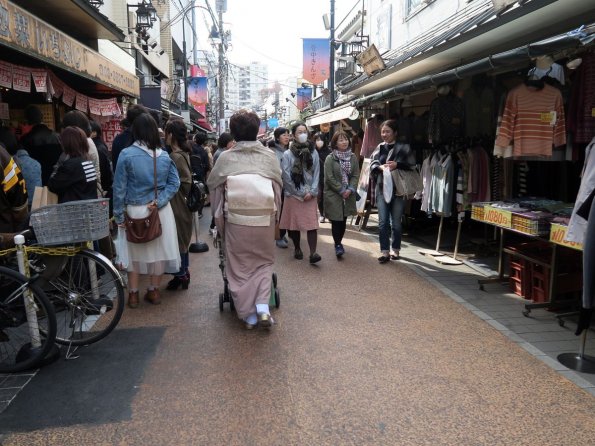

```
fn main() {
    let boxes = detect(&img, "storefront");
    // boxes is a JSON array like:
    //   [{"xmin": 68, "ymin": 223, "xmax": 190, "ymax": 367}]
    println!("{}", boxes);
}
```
[
  {"xmin": 347, "ymin": 22, "xmax": 595, "ymax": 312},
  {"xmin": 0, "ymin": 0, "xmax": 139, "ymax": 147}
]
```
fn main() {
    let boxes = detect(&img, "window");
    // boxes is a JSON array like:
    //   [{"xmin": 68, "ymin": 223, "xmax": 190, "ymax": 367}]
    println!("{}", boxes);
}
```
[{"xmin": 407, "ymin": 0, "xmax": 432, "ymax": 15}]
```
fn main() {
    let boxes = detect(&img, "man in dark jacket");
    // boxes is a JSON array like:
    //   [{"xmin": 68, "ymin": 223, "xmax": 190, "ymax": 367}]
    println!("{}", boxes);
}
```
[
  {"xmin": 111, "ymin": 104, "xmax": 147, "ymax": 168},
  {"xmin": 20, "ymin": 105, "xmax": 62, "ymax": 186},
  {"xmin": 190, "ymin": 131, "xmax": 211, "ymax": 182}
]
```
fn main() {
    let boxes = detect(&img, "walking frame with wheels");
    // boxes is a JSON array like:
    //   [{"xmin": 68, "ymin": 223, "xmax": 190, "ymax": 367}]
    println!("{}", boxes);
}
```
[{"xmin": 214, "ymin": 232, "xmax": 280, "ymax": 313}]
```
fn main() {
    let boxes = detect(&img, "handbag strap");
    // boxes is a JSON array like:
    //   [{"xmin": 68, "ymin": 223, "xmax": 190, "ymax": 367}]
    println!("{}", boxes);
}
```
[{"xmin": 153, "ymin": 150, "xmax": 158, "ymax": 203}]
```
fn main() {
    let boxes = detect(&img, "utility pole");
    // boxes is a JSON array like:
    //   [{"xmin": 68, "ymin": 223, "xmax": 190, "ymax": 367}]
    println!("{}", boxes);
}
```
[
  {"xmin": 217, "ymin": 7, "xmax": 225, "ymax": 135},
  {"xmin": 329, "ymin": 0, "xmax": 335, "ymax": 109},
  {"xmin": 191, "ymin": 0, "xmax": 198, "ymax": 65}
]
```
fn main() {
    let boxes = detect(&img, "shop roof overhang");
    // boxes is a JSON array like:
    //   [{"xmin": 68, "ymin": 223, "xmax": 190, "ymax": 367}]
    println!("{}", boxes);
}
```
[
  {"xmin": 16, "ymin": 0, "xmax": 126, "ymax": 42},
  {"xmin": 353, "ymin": 28, "xmax": 595, "ymax": 108},
  {"xmin": 342, "ymin": 0, "xmax": 595, "ymax": 97},
  {"xmin": 306, "ymin": 104, "xmax": 360, "ymax": 127}
]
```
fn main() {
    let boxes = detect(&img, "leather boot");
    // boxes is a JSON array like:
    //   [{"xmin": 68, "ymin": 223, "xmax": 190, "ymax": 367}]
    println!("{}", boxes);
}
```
[
  {"xmin": 128, "ymin": 291, "xmax": 139, "ymax": 309},
  {"xmin": 144, "ymin": 289, "xmax": 161, "ymax": 305}
]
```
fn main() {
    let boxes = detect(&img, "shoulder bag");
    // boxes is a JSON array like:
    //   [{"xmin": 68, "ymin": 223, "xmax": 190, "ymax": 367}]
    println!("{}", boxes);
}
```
[
  {"xmin": 182, "ymin": 153, "xmax": 208, "ymax": 214},
  {"xmin": 124, "ymin": 149, "xmax": 162, "ymax": 243},
  {"xmin": 391, "ymin": 166, "xmax": 423, "ymax": 198}
]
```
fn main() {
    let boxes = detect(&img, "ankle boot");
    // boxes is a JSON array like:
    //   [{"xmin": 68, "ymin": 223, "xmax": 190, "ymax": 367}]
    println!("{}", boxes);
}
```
[
  {"xmin": 144, "ymin": 289, "xmax": 161, "ymax": 305},
  {"xmin": 128, "ymin": 291, "xmax": 139, "ymax": 309},
  {"xmin": 166, "ymin": 275, "xmax": 190, "ymax": 291}
]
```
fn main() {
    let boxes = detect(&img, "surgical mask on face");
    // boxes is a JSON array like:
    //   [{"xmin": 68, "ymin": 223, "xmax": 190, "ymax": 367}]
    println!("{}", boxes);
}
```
[
  {"xmin": 315, "ymin": 140, "xmax": 324, "ymax": 148},
  {"xmin": 296, "ymin": 133, "xmax": 308, "ymax": 144}
]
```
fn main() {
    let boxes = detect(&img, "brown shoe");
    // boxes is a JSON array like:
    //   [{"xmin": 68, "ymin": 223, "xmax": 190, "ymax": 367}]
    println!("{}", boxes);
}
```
[
  {"xmin": 128, "ymin": 291, "xmax": 139, "ymax": 309},
  {"xmin": 144, "ymin": 289, "xmax": 161, "ymax": 305}
]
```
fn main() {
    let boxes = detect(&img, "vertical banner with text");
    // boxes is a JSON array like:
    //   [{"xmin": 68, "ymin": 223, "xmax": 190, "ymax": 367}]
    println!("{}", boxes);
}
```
[
  {"xmin": 302, "ymin": 38, "xmax": 330, "ymax": 85},
  {"xmin": 188, "ymin": 77, "xmax": 209, "ymax": 109},
  {"xmin": 296, "ymin": 87, "xmax": 313, "ymax": 111}
]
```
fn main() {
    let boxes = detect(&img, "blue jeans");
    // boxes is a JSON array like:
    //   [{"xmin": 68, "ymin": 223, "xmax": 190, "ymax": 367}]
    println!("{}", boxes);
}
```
[
  {"xmin": 175, "ymin": 252, "xmax": 189, "ymax": 277},
  {"xmin": 376, "ymin": 189, "xmax": 405, "ymax": 252}
]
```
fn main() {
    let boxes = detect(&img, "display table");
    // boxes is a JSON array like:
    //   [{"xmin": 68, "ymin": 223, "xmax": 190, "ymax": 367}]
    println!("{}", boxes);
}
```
[{"xmin": 471, "ymin": 202, "xmax": 582, "ymax": 317}]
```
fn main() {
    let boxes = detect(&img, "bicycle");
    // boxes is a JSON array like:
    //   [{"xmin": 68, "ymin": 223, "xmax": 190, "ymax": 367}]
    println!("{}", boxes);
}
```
[
  {"xmin": 1, "ymin": 199, "xmax": 125, "ymax": 361},
  {"xmin": 0, "ymin": 259, "xmax": 57, "ymax": 373}
]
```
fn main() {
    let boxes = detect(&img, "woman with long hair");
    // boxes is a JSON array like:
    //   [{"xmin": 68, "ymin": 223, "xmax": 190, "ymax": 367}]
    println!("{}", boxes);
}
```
[
  {"xmin": 164, "ymin": 119, "xmax": 194, "ymax": 290},
  {"xmin": 313, "ymin": 132, "xmax": 331, "ymax": 223},
  {"xmin": 272, "ymin": 127, "xmax": 290, "ymax": 248},
  {"xmin": 113, "ymin": 113, "xmax": 181, "ymax": 308},
  {"xmin": 279, "ymin": 122, "xmax": 321, "ymax": 264}
]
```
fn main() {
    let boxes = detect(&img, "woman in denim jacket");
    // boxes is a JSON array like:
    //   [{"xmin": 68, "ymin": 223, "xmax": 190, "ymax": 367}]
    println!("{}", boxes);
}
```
[{"xmin": 113, "ymin": 113, "xmax": 181, "ymax": 308}]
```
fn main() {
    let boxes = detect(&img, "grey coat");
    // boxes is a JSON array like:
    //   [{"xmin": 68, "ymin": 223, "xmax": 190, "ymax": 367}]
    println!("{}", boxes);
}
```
[{"xmin": 323, "ymin": 151, "xmax": 360, "ymax": 221}]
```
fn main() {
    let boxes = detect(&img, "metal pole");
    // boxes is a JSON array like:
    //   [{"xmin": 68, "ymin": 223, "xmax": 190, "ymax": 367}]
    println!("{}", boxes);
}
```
[
  {"xmin": 329, "ymin": 0, "xmax": 335, "ymax": 109},
  {"xmin": 218, "ymin": 8, "xmax": 225, "ymax": 134},
  {"xmin": 191, "ymin": 0, "xmax": 198, "ymax": 66},
  {"xmin": 183, "ymin": 13, "xmax": 188, "ymax": 110}
]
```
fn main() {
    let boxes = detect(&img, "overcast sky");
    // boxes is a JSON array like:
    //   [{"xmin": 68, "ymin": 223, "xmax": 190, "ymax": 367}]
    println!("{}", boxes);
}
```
[{"xmin": 221, "ymin": 0, "xmax": 352, "ymax": 85}]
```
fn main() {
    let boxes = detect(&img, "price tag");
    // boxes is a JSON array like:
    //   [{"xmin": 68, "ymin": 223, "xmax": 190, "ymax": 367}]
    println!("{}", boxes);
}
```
[
  {"xmin": 540, "ymin": 112, "xmax": 556, "ymax": 125},
  {"xmin": 483, "ymin": 206, "xmax": 512, "ymax": 228},
  {"xmin": 550, "ymin": 223, "xmax": 583, "ymax": 251}
]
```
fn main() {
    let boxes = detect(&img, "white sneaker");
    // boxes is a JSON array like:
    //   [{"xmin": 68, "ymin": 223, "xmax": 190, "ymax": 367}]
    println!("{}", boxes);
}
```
[{"xmin": 319, "ymin": 216, "xmax": 326, "ymax": 223}]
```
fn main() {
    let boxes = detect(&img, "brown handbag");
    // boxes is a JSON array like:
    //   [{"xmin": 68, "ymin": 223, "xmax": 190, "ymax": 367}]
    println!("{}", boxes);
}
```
[{"xmin": 124, "ymin": 149, "xmax": 162, "ymax": 243}]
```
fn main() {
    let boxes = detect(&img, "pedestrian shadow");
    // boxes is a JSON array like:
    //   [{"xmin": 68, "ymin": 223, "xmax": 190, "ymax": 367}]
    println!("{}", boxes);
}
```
[{"xmin": 0, "ymin": 326, "xmax": 165, "ymax": 433}]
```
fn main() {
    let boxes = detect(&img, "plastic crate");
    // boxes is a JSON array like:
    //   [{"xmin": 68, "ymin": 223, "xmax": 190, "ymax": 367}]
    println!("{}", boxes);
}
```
[
  {"xmin": 508, "ymin": 258, "xmax": 532, "ymax": 300},
  {"xmin": 30, "ymin": 199, "xmax": 110, "ymax": 246}
]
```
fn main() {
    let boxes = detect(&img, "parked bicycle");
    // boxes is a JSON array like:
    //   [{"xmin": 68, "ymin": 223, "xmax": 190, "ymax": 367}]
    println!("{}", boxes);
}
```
[{"xmin": 0, "ymin": 198, "xmax": 125, "ymax": 371}]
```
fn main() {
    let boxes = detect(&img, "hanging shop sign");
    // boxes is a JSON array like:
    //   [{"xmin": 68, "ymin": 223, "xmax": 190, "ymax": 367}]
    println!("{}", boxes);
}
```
[
  {"xmin": 356, "ymin": 44, "xmax": 386, "ymax": 77},
  {"xmin": 102, "ymin": 120, "xmax": 122, "ymax": 151},
  {"xmin": 296, "ymin": 87, "xmax": 312, "ymax": 111},
  {"xmin": 0, "ymin": 0, "xmax": 139, "ymax": 97},
  {"xmin": 31, "ymin": 68, "xmax": 47, "ymax": 93},
  {"xmin": 302, "ymin": 38, "xmax": 330, "ymax": 85},
  {"xmin": 0, "ymin": 61, "xmax": 10, "ymax": 88},
  {"xmin": 11, "ymin": 66, "xmax": 30, "ymax": 92}
]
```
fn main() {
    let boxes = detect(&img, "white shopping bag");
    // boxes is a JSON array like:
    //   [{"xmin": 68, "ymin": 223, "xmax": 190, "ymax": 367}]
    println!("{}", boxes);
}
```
[
  {"xmin": 114, "ymin": 227, "xmax": 130, "ymax": 270},
  {"xmin": 382, "ymin": 168, "xmax": 393, "ymax": 204}
]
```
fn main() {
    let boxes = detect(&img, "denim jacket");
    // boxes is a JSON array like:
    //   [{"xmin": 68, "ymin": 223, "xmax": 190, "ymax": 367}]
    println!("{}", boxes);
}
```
[
  {"xmin": 113, "ymin": 144, "xmax": 180, "ymax": 224},
  {"xmin": 281, "ymin": 148, "xmax": 320, "ymax": 198}
]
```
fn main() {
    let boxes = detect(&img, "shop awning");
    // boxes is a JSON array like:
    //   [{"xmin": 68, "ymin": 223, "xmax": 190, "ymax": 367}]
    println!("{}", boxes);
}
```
[
  {"xmin": 342, "ymin": 0, "xmax": 595, "ymax": 97},
  {"xmin": 16, "ymin": 0, "xmax": 125, "ymax": 41},
  {"xmin": 306, "ymin": 105, "xmax": 360, "ymax": 127},
  {"xmin": 0, "ymin": 1, "xmax": 138, "ymax": 97},
  {"xmin": 352, "ymin": 27, "xmax": 595, "ymax": 108}
]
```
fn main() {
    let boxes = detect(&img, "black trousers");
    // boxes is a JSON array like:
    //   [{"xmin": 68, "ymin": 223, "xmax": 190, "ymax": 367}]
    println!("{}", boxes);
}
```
[{"xmin": 330, "ymin": 218, "xmax": 347, "ymax": 245}]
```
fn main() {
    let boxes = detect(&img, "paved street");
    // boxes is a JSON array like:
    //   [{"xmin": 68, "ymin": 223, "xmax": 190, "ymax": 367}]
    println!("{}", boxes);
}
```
[{"xmin": 1, "ymin": 214, "xmax": 595, "ymax": 445}]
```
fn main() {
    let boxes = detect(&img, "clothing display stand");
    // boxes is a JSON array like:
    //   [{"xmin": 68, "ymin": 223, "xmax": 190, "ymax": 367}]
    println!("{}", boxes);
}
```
[
  {"xmin": 434, "ymin": 216, "xmax": 463, "ymax": 266},
  {"xmin": 557, "ymin": 331, "xmax": 595, "ymax": 374},
  {"xmin": 418, "ymin": 215, "xmax": 446, "ymax": 257}
]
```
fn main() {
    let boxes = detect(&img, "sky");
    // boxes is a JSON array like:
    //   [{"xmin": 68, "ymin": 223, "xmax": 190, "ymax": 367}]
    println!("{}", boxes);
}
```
[{"xmin": 219, "ymin": 0, "xmax": 352, "ymax": 87}]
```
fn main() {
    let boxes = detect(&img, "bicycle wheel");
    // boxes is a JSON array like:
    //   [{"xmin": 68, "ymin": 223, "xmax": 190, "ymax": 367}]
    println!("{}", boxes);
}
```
[
  {"xmin": 0, "ymin": 266, "xmax": 57, "ymax": 373},
  {"xmin": 42, "ymin": 249, "xmax": 125, "ymax": 346}
]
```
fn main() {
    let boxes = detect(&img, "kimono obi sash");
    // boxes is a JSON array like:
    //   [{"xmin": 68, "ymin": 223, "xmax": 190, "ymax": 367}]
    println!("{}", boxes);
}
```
[{"xmin": 225, "ymin": 174, "xmax": 275, "ymax": 227}]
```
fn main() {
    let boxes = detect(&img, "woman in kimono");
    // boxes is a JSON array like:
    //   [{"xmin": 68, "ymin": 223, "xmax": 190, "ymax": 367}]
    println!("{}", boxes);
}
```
[{"xmin": 207, "ymin": 110, "xmax": 282, "ymax": 330}]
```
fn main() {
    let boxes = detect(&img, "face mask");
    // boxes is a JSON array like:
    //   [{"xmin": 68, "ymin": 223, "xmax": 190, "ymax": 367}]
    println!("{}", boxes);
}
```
[
  {"xmin": 315, "ymin": 140, "xmax": 324, "ymax": 148},
  {"xmin": 296, "ymin": 133, "xmax": 308, "ymax": 144}
]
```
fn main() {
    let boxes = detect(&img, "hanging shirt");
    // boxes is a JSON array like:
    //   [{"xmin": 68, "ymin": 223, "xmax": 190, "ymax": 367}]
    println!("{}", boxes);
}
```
[
  {"xmin": 567, "ymin": 53, "xmax": 595, "ymax": 144},
  {"xmin": 361, "ymin": 119, "xmax": 383, "ymax": 159},
  {"xmin": 429, "ymin": 153, "xmax": 454, "ymax": 217},
  {"xmin": 495, "ymin": 83, "xmax": 566, "ymax": 158},
  {"xmin": 427, "ymin": 95, "xmax": 465, "ymax": 144},
  {"xmin": 566, "ymin": 137, "xmax": 595, "ymax": 244}
]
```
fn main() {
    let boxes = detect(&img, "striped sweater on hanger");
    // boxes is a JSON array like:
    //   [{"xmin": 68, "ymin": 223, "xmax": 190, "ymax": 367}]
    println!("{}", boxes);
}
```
[{"xmin": 495, "ymin": 84, "xmax": 566, "ymax": 158}]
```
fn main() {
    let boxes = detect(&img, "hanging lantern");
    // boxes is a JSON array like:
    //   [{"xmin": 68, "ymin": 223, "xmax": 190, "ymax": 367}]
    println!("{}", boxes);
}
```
[{"xmin": 135, "ymin": 1, "xmax": 152, "ymax": 30}]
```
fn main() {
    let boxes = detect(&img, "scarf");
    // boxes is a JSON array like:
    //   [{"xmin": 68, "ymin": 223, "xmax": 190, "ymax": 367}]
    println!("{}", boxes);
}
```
[
  {"xmin": 333, "ymin": 149, "xmax": 352, "ymax": 187},
  {"xmin": 289, "ymin": 141, "xmax": 314, "ymax": 188}
]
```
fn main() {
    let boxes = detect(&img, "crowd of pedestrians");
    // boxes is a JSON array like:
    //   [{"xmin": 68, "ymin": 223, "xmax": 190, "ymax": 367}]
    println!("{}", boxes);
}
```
[{"xmin": 0, "ymin": 103, "xmax": 409, "ymax": 331}]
